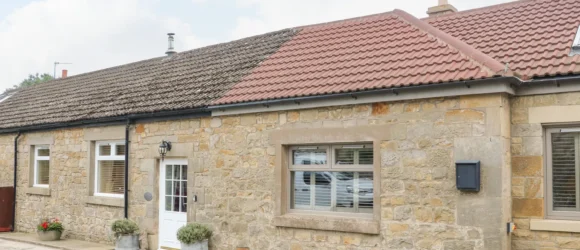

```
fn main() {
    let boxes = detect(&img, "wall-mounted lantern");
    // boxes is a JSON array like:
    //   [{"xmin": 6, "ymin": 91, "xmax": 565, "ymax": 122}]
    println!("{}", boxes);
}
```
[{"xmin": 159, "ymin": 140, "xmax": 172, "ymax": 161}]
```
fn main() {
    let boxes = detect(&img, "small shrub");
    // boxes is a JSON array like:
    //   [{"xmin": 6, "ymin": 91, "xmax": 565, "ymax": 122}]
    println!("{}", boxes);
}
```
[
  {"xmin": 111, "ymin": 219, "xmax": 139, "ymax": 237},
  {"xmin": 176, "ymin": 223, "xmax": 212, "ymax": 244},
  {"xmin": 37, "ymin": 218, "xmax": 64, "ymax": 232}
]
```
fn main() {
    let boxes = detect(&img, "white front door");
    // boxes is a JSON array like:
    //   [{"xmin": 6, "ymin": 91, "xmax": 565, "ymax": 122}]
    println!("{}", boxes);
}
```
[{"xmin": 159, "ymin": 159, "xmax": 188, "ymax": 250}]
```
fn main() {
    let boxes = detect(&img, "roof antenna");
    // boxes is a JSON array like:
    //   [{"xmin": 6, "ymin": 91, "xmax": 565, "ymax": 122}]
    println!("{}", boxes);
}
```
[
  {"xmin": 54, "ymin": 62, "xmax": 72, "ymax": 78},
  {"xmin": 166, "ymin": 33, "xmax": 176, "ymax": 56}
]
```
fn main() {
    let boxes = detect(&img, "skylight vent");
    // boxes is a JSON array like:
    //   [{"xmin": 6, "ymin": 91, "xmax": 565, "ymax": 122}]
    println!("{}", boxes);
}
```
[{"xmin": 570, "ymin": 24, "xmax": 580, "ymax": 55}]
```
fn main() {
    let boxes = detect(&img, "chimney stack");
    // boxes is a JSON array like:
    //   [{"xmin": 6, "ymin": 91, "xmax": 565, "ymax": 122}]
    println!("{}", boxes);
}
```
[
  {"xmin": 166, "ymin": 33, "xmax": 176, "ymax": 56},
  {"xmin": 62, "ymin": 69, "xmax": 68, "ymax": 78},
  {"xmin": 427, "ymin": 0, "xmax": 457, "ymax": 17}
]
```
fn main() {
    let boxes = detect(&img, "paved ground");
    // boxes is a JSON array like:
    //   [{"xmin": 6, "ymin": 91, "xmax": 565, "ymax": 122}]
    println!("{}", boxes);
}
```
[{"xmin": 0, "ymin": 238, "xmax": 56, "ymax": 250}]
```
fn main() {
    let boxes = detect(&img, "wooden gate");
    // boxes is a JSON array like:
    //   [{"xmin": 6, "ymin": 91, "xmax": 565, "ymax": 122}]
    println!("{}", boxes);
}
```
[{"xmin": 0, "ymin": 187, "xmax": 14, "ymax": 232}]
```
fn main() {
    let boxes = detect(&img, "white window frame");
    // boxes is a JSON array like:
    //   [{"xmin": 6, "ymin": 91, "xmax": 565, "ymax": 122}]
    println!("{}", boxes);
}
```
[
  {"xmin": 288, "ymin": 144, "xmax": 374, "ymax": 216},
  {"xmin": 33, "ymin": 145, "xmax": 50, "ymax": 188},
  {"xmin": 94, "ymin": 141, "xmax": 125, "ymax": 198}
]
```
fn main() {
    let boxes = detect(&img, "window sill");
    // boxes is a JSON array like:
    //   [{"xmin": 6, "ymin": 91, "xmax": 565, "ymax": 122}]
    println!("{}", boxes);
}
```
[
  {"xmin": 85, "ymin": 196, "xmax": 124, "ymax": 207},
  {"xmin": 25, "ymin": 187, "xmax": 50, "ymax": 196},
  {"xmin": 272, "ymin": 213, "xmax": 379, "ymax": 234},
  {"xmin": 531, "ymin": 219, "xmax": 580, "ymax": 233}
]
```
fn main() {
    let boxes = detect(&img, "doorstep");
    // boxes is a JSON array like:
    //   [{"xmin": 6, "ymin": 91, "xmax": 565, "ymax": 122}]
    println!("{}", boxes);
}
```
[{"xmin": 0, "ymin": 232, "xmax": 113, "ymax": 250}]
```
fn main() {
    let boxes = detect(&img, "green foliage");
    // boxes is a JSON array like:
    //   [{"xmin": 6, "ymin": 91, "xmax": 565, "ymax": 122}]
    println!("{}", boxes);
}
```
[
  {"xmin": 176, "ymin": 223, "xmax": 212, "ymax": 244},
  {"xmin": 2, "ymin": 73, "xmax": 54, "ymax": 95},
  {"xmin": 111, "ymin": 219, "xmax": 139, "ymax": 237},
  {"xmin": 37, "ymin": 218, "xmax": 64, "ymax": 233},
  {"xmin": 19, "ymin": 73, "xmax": 53, "ymax": 88}
]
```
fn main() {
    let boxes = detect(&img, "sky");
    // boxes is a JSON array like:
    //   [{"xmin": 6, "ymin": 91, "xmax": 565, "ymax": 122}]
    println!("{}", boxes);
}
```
[{"xmin": 0, "ymin": 0, "xmax": 515, "ymax": 92}]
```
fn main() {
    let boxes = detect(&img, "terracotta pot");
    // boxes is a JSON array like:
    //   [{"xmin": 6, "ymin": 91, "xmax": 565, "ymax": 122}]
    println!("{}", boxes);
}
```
[{"xmin": 37, "ymin": 230, "xmax": 62, "ymax": 241}]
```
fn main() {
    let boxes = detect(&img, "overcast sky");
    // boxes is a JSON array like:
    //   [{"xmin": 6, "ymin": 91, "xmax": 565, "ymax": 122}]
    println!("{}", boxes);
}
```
[{"xmin": 0, "ymin": 0, "xmax": 515, "ymax": 92}]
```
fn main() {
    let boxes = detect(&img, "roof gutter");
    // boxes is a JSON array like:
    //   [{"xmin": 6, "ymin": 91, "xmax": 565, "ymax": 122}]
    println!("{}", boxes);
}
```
[
  {"xmin": 0, "ymin": 108, "xmax": 210, "ymax": 135},
  {"xmin": 209, "ymin": 76, "xmax": 521, "ymax": 111}
]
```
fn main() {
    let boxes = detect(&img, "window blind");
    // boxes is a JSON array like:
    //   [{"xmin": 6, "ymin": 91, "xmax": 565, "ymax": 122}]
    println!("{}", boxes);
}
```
[
  {"xmin": 36, "ymin": 160, "xmax": 50, "ymax": 185},
  {"xmin": 291, "ymin": 171, "xmax": 373, "ymax": 213},
  {"xmin": 552, "ymin": 133, "xmax": 578, "ymax": 210},
  {"xmin": 98, "ymin": 160, "xmax": 125, "ymax": 194}
]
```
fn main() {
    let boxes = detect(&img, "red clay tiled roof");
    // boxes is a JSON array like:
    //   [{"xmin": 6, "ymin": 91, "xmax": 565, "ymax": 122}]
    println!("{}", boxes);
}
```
[
  {"xmin": 214, "ymin": 9, "xmax": 511, "ymax": 105},
  {"xmin": 427, "ymin": 0, "xmax": 580, "ymax": 79}
]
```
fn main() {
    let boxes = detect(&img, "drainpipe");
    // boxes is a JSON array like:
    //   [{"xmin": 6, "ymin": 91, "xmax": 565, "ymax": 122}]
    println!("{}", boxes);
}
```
[
  {"xmin": 124, "ymin": 120, "xmax": 131, "ymax": 219},
  {"xmin": 12, "ymin": 132, "xmax": 21, "ymax": 232}
]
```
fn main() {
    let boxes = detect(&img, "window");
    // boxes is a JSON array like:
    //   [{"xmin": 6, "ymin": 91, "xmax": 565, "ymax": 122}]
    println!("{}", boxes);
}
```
[
  {"xmin": 289, "ymin": 144, "xmax": 374, "ymax": 214},
  {"xmin": 33, "ymin": 146, "xmax": 50, "ymax": 187},
  {"xmin": 546, "ymin": 128, "xmax": 580, "ymax": 219},
  {"xmin": 95, "ymin": 141, "xmax": 125, "ymax": 197}
]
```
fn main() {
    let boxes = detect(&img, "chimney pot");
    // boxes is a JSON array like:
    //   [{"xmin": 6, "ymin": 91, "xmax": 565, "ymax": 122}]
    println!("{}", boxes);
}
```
[
  {"xmin": 62, "ymin": 69, "xmax": 68, "ymax": 78},
  {"xmin": 166, "ymin": 33, "xmax": 176, "ymax": 56},
  {"xmin": 427, "ymin": 0, "xmax": 457, "ymax": 17}
]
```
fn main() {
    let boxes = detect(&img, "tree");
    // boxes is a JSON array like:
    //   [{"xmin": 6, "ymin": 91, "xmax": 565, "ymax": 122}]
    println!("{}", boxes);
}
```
[
  {"xmin": 18, "ymin": 73, "xmax": 54, "ymax": 88},
  {"xmin": 1, "ymin": 73, "xmax": 54, "ymax": 95}
]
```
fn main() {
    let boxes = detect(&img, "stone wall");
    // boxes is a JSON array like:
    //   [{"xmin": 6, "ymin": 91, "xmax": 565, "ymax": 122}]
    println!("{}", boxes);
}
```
[
  {"xmin": 0, "ymin": 93, "xmax": 511, "ymax": 249},
  {"xmin": 511, "ymin": 92, "xmax": 580, "ymax": 249}
]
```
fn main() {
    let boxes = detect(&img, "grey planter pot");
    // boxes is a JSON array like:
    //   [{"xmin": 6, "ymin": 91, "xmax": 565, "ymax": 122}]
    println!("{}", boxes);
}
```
[
  {"xmin": 181, "ymin": 240, "xmax": 209, "ymax": 250},
  {"xmin": 115, "ymin": 234, "xmax": 139, "ymax": 250},
  {"xmin": 37, "ymin": 231, "xmax": 62, "ymax": 241}
]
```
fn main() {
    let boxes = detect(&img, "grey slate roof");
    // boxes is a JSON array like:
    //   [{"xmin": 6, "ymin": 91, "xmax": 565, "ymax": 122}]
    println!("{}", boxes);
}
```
[{"xmin": 0, "ymin": 29, "xmax": 298, "ymax": 130}]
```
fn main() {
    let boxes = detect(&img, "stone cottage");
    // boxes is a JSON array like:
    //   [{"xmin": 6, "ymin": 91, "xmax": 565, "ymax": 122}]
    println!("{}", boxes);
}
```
[{"xmin": 1, "ymin": 0, "xmax": 580, "ymax": 249}]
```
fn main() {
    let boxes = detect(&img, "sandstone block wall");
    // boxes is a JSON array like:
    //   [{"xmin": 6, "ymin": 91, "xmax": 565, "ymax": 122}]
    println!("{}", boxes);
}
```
[
  {"xmin": 511, "ymin": 92, "xmax": 580, "ymax": 250},
  {"xmin": 0, "ymin": 93, "xmax": 511, "ymax": 249}
]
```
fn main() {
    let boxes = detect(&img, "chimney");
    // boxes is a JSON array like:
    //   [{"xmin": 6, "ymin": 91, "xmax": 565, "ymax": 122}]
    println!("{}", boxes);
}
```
[
  {"xmin": 427, "ymin": 0, "xmax": 457, "ymax": 17},
  {"xmin": 166, "ymin": 33, "xmax": 176, "ymax": 56},
  {"xmin": 61, "ymin": 69, "xmax": 68, "ymax": 78}
]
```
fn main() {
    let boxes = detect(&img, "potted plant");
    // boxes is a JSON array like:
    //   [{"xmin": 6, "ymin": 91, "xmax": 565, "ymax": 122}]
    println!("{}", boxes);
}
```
[
  {"xmin": 177, "ymin": 223, "xmax": 212, "ymax": 250},
  {"xmin": 37, "ymin": 218, "xmax": 64, "ymax": 241},
  {"xmin": 111, "ymin": 219, "xmax": 140, "ymax": 250}
]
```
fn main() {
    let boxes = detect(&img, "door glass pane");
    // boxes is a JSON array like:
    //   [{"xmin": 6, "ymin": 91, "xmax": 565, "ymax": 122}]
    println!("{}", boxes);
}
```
[
  {"xmin": 36, "ymin": 160, "xmax": 50, "ymax": 185},
  {"xmin": 552, "ymin": 132, "xmax": 577, "ymax": 210},
  {"xmin": 181, "ymin": 165, "xmax": 187, "ymax": 180},
  {"xmin": 173, "ymin": 165, "xmax": 181, "ymax": 180},
  {"xmin": 181, "ymin": 181, "xmax": 187, "ymax": 196},
  {"xmin": 165, "ymin": 165, "xmax": 172, "ymax": 180},
  {"xmin": 181, "ymin": 197, "xmax": 187, "ymax": 212},
  {"xmin": 292, "ymin": 148, "xmax": 327, "ymax": 165},
  {"xmin": 165, "ymin": 181, "xmax": 172, "ymax": 195},
  {"xmin": 173, "ymin": 197, "xmax": 180, "ymax": 212},
  {"xmin": 174, "ymin": 180, "xmax": 181, "ymax": 196},
  {"xmin": 165, "ymin": 196, "xmax": 172, "ymax": 211}
]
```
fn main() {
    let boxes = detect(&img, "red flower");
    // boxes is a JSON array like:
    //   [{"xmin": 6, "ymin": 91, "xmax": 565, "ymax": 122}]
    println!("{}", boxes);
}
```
[{"xmin": 42, "ymin": 222, "xmax": 48, "ymax": 229}]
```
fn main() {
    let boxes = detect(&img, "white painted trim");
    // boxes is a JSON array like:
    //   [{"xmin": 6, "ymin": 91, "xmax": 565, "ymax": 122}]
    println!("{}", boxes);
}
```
[
  {"xmin": 94, "ymin": 141, "xmax": 125, "ymax": 197},
  {"xmin": 531, "ymin": 219, "xmax": 580, "ymax": 233},
  {"xmin": 211, "ymin": 81, "xmax": 514, "ymax": 117},
  {"xmin": 33, "ymin": 145, "xmax": 50, "ymax": 187}
]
